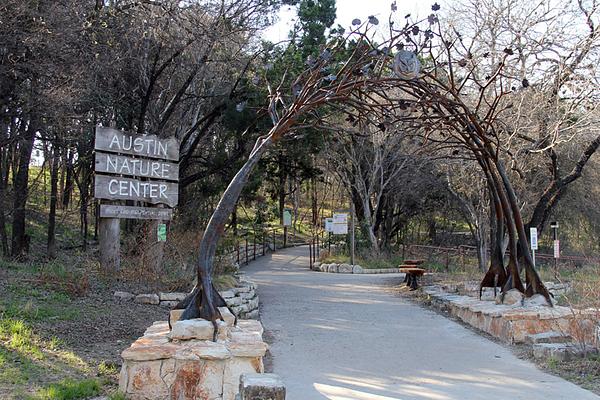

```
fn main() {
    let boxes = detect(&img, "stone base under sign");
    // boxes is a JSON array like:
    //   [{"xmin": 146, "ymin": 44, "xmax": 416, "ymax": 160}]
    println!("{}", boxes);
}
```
[{"xmin": 119, "ymin": 308, "xmax": 267, "ymax": 400}]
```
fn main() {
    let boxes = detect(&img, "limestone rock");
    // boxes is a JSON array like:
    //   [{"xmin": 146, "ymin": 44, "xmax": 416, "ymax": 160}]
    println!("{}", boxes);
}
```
[
  {"xmin": 221, "ymin": 290, "xmax": 236, "ymax": 299},
  {"xmin": 338, "ymin": 263, "xmax": 352, "ymax": 273},
  {"xmin": 114, "ymin": 291, "xmax": 135, "ymax": 301},
  {"xmin": 174, "ymin": 341, "xmax": 231, "ymax": 361},
  {"xmin": 312, "ymin": 262, "xmax": 321, "ymax": 271},
  {"xmin": 524, "ymin": 294, "xmax": 553, "ymax": 307},
  {"xmin": 237, "ymin": 320, "xmax": 264, "ymax": 337},
  {"xmin": 227, "ymin": 296, "xmax": 243, "ymax": 306},
  {"xmin": 245, "ymin": 310, "xmax": 260, "ymax": 320},
  {"xmin": 247, "ymin": 297, "xmax": 259, "ymax": 311},
  {"xmin": 240, "ymin": 291, "xmax": 255, "ymax": 300},
  {"xmin": 352, "ymin": 265, "xmax": 363, "ymax": 274},
  {"xmin": 525, "ymin": 331, "xmax": 571, "ymax": 345},
  {"xmin": 223, "ymin": 358, "xmax": 264, "ymax": 400},
  {"xmin": 170, "ymin": 319, "xmax": 216, "ymax": 340},
  {"xmin": 236, "ymin": 285, "xmax": 251, "ymax": 294},
  {"xmin": 135, "ymin": 293, "xmax": 160, "ymax": 305},
  {"xmin": 327, "ymin": 264, "xmax": 338, "ymax": 273},
  {"xmin": 319, "ymin": 264, "xmax": 328, "ymax": 272},
  {"xmin": 219, "ymin": 307, "xmax": 236, "ymax": 326},
  {"xmin": 160, "ymin": 300, "xmax": 178, "ymax": 308},
  {"xmin": 122, "ymin": 342, "xmax": 179, "ymax": 361},
  {"xmin": 239, "ymin": 373, "xmax": 285, "ymax": 400},
  {"xmin": 158, "ymin": 292, "xmax": 187, "ymax": 302},
  {"xmin": 496, "ymin": 289, "xmax": 523, "ymax": 306},
  {"xmin": 533, "ymin": 342, "xmax": 598, "ymax": 362}
]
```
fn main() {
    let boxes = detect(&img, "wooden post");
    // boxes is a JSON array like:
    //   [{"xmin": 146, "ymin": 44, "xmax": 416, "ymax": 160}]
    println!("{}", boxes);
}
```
[
  {"xmin": 253, "ymin": 232, "xmax": 256, "ymax": 260},
  {"xmin": 272, "ymin": 229, "xmax": 276, "ymax": 253},
  {"xmin": 309, "ymin": 238, "xmax": 313, "ymax": 269},
  {"xmin": 245, "ymin": 237, "xmax": 249, "ymax": 265},
  {"xmin": 350, "ymin": 202, "xmax": 355, "ymax": 266},
  {"xmin": 99, "ymin": 217, "xmax": 120, "ymax": 271}
]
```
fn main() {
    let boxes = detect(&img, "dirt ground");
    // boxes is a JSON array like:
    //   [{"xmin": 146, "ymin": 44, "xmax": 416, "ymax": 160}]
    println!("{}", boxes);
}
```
[{"xmin": 0, "ymin": 263, "xmax": 168, "ymax": 399}]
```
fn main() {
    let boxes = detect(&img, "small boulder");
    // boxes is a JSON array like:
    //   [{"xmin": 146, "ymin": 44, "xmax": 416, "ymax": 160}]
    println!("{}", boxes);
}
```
[
  {"xmin": 496, "ymin": 289, "xmax": 523, "ymax": 305},
  {"xmin": 170, "ymin": 319, "xmax": 215, "ymax": 340},
  {"xmin": 338, "ymin": 263, "xmax": 353, "ymax": 273},
  {"xmin": 135, "ymin": 293, "xmax": 160, "ymax": 305},
  {"xmin": 220, "ymin": 290, "xmax": 235, "ymax": 299},
  {"xmin": 240, "ymin": 373, "xmax": 285, "ymax": 400},
  {"xmin": 319, "ymin": 264, "xmax": 328, "ymax": 272},
  {"xmin": 352, "ymin": 265, "xmax": 363, "ymax": 274},
  {"xmin": 160, "ymin": 300, "xmax": 179, "ymax": 308},
  {"xmin": 158, "ymin": 292, "xmax": 187, "ymax": 302},
  {"xmin": 114, "ymin": 291, "xmax": 135, "ymax": 301},
  {"xmin": 328, "ymin": 264, "xmax": 339, "ymax": 273}
]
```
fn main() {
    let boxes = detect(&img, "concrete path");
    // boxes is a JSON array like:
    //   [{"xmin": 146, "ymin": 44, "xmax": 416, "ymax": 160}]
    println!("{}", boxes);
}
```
[{"xmin": 243, "ymin": 246, "xmax": 600, "ymax": 400}]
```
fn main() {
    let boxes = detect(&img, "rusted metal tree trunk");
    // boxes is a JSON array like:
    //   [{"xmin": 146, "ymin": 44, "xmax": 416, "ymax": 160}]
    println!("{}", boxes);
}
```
[{"xmin": 174, "ymin": 134, "xmax": 277, "ymax": 334}]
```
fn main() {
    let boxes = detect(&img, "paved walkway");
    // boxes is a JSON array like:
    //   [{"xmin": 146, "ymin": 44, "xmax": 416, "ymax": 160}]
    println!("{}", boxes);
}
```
[{"xmin": 243, "ymin": 246, "xmax": 600, "ymax": 400}]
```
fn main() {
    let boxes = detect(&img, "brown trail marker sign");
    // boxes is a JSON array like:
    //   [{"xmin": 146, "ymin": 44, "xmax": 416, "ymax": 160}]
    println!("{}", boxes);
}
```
[{"xmin": 94, "ymin": 126, "xmax": 180, "ymax": 271}]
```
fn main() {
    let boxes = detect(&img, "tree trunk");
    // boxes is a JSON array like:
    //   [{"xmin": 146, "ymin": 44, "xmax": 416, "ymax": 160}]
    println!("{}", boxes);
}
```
[
  {"xmin": 62, "ymin": 149, "xmax": 74, "ymax": 209},
  {"xmin": 0, "ymin": 154, "xmax": 8, "ymax": 256},
  {"xmin": 47, "ymin": 143, "xmax": 60, "ymax": 259},
  {"xmin": 11, "ymin": 120, "xmax": 36, "ymax": 258}
]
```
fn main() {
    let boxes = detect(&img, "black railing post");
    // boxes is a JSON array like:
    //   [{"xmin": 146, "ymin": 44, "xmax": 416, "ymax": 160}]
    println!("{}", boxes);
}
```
[{"xmin": 245, "ymin": 236, "xmax": 249, "ymax": 265}]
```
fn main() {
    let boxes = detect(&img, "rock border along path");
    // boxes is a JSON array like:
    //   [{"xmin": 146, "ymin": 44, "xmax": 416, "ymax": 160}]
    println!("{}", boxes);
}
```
[{"xmin": 243, "ymin": 245, "xmax": 600, "ymax": 400}]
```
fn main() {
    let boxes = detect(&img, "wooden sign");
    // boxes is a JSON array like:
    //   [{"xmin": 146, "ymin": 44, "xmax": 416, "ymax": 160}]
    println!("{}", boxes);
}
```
[
  {"xmin": 95, "ymin": 152, "xmax": 179, "ymax": 181},
  {"xmin": 100, "ymin": 205, "xmax": 173, "ymax": 220},
  {"xmin": 94, "ymin": 174, "xmax": 178, "ymax": 207},
  {"xmin": 95, "ymin": 126, "xmax": 179, "ymax": 161}
]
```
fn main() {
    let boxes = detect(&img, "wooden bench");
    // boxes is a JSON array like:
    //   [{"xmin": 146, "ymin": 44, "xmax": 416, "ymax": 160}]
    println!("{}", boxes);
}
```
[
  {"xmin": 399, "ymin": 264, "xmax": 426, "ymax": 290},
  {"xmin": 403, "ymin": 259, "xmax": 424, "ymax": 266}
]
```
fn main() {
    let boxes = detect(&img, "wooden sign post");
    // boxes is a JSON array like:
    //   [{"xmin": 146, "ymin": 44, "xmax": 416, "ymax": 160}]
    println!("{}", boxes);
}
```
[{"xmin": 94, "ymin": 127, "xmax": 180, "ymax": 272}]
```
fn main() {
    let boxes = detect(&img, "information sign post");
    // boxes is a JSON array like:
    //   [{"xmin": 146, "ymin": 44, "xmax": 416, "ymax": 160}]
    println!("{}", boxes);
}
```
[{"xmin": 530, "ymin": 227, "xmax": 538, "ymax": 268}]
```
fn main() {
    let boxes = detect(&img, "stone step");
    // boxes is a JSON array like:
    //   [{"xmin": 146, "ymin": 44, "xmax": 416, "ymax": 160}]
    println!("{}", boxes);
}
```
[
  {"xmin": 533, "ymin": 342, "xmax": 599, "ymax": 362},
  {"xmin": 525, "ymin": 331, "xmax": 572, "ymax": 345}
]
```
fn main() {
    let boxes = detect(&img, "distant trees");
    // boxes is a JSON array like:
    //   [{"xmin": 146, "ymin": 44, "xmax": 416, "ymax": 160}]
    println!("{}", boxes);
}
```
[
  {"xmin": 448, "ymin": 0, "xmax": 600, "ymax": 241},
  {"xmin": 0, "ymin": 0, "xmax": 279, "ymax": 259}
]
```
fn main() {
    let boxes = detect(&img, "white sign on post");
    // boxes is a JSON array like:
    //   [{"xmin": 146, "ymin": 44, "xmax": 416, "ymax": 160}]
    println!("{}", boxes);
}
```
[
  {"xmin": 324, "ymin": 218, "xmax": 333, "ymax": 233},
  {"xmin": 332, "ymin": 212, "xmax": 348, "ymax": 235},
  {"xmin": 554, "ymin": 240, "xmax": 560, "ymax": 258},
  {"xmin": 283, "ymin": 209, "xmax": 292, "ymax": 226},
  {"xmin": 530, "ymin": 227, "xmax": 538, "ymax": 250}
]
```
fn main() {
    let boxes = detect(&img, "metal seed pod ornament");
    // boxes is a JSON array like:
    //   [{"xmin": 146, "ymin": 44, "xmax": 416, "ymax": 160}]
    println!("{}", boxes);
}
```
[{"xmin": 393, "ymin": 50, "xmax": 420, "ymax": 79}]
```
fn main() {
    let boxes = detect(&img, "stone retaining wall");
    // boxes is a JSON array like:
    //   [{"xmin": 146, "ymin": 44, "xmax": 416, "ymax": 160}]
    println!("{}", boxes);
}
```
[
  {"xmin": 312, "ymin": 262, "xmax": 404, "ymax": 274},
  {"xmin": 119, "ymin": 308, "xmax": 268, "ymax": 400},
  {"xmin": 114, "ymin": 278, "xmax": 260, "ymax": 320},
  {"xmin": 423, "ymin": 286, "xmax": 599, "ymax": 347}
]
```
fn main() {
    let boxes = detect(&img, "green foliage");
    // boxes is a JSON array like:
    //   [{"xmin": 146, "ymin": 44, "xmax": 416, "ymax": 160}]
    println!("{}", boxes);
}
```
[
  {"xmin": 0, "ymin": 318, "xmax": 42, "ymax": 358},
  {"xmin": 1, "ymin": 284, "xmax": 79, "ymax": 323},
  {"xmin": 97, "ymin": 361, "xmax": 119, "ymax": 376},
  {"xmin": 29, "ymin": 378, "xmax": 101, "ymax": 400},
  {"xmin": 107, "ymin": 392, "xmax": 127, "ymax": 400}
]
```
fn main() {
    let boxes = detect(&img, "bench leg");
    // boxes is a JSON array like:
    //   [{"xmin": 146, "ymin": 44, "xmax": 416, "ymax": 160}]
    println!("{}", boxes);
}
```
[{"xmin": 409, "ymin": 273, "xmax": 419, "ymax": 290}]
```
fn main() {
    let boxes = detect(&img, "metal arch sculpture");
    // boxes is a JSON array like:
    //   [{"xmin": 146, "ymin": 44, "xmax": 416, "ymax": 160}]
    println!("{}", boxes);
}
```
[{"xmin": 170, "ymin": 9, "xmax": 553, "ymax": 338}]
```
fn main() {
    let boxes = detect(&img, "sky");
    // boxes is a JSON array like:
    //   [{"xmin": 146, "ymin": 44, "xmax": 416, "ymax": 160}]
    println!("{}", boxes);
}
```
[{"xmin": 262, "ymin": 0, "xmax": 446, "ymax": 43}]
